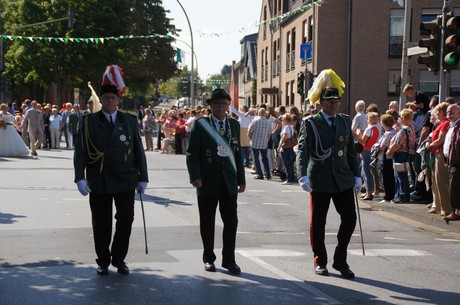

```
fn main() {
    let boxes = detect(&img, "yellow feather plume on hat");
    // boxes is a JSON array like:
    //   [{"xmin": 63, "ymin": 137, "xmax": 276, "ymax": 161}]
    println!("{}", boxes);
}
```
[{"xmin": 306, "ymin": 69, "xmax": 346, "ymax": 104}]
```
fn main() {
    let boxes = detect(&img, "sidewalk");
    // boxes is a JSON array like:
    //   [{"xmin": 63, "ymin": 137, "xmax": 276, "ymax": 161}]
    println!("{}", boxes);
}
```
[
  {"xmin": 243, "ymin": 165, "xmax": 460, "ymax": 234},
  {"xmin": 359, "ymin": 196, "xmax": 460, "ymax": 234}
]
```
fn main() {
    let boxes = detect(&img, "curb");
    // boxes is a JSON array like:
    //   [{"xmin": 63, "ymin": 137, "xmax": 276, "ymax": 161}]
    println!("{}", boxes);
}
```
[{"xmin": 361, "ymin": 198, "xmax": 460, "ymax": 234}]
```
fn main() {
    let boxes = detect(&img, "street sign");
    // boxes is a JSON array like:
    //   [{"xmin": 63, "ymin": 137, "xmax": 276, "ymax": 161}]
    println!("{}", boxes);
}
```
[
  {"xmin": 408, "ymin": 46, "xmax": 428, "ymax": 57},
  {"xmin": 300, "ymin": 43, "xmax": 312, "ymax": 59}
]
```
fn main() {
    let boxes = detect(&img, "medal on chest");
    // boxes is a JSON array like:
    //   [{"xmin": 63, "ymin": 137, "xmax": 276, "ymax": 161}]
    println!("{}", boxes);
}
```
[{"xmin": 217, "ymin": 144, "xmax": 231, "ymax": 157}]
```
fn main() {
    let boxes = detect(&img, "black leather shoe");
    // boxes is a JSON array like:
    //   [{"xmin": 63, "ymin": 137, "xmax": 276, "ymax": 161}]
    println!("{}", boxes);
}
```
[
  {"xmin": 222, "ymin": 263, "xmax": 241, "ymax": 274},
  {"xmin": 314, "ymin": 266, "xmax": 329, "ymax": 276},
  {"xmin": 253, "ymin": 176, "xmax": 264, "ymax": 180},
  {"xmin": 112, "ymin": 261, "xmax": 129, "ymax": 275},
  {"xmin": 204, "ymin": 262, "xmax": 216, "ymax": 272},
  {"xmin": 96, "ymin": 266, "xmax": 109, "ymax": 276},
  {"xmin": 332, "ymin": 263, "xmax": 355, "ymax": 279}
]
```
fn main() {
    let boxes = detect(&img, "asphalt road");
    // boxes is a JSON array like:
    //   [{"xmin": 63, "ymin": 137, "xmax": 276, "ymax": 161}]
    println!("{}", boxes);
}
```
[{"xmin": 1, "ymin": 147, "xmax": 459, "ymax": 305}]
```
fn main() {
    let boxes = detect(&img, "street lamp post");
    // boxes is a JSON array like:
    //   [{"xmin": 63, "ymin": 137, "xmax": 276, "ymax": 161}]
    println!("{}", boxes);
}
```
[{"xmin": 175, "ymin": 0, "xmax": 194, "ymax": 104}]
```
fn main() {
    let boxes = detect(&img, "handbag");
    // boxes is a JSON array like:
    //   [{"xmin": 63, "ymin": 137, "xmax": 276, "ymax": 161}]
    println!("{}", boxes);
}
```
[
  {"xmin": 281, "ymin": 137, "xmax": 297, "ymax": 148},
  {"xmin": 354, "ymin": 142, "xmax": 364, "ymax": 153},
  {"xmin": 281, "ymin": 127, "xmax": 297, "ymax": 148}
]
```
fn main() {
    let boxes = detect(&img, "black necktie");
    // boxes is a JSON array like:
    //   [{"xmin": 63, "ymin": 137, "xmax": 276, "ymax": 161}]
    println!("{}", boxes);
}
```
[
  {"xmin": 219, "ymin": 121, "xmax": 225, "ymax": 136},
  {"xmin": 328, "ymin": 117, "xmax": 335, "ymax": 130},
  {"xmin": 109, "ymin": 115, "xmax": 114, "ymax": 127}
]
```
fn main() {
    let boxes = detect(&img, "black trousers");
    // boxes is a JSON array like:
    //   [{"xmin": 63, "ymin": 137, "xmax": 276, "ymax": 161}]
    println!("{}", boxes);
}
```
[
  {"xmin": 89, "ymin": 190, "xmax": 135, "ymax": 267},
  {"xmin": 449, "ymin": 165, "xmax": 460, "ymax": 210},
  {"xmin": 310, "ymin": 188, "xmax": 356, "ymax": 268},
  {"xmin": 382, "ymin": 157, "xmax": 395, "ymax": 201},
  {"xmin": 197, "ymin": 192, "xmax": 238, "ymax": 265},
  {"xmin": 175, "ymin": 133, "xmax": 183, "ymax": 154}
]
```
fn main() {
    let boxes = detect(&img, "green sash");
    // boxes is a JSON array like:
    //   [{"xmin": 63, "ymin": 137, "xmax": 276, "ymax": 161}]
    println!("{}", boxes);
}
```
[{"xmin": 197, "ymin": 118, "xmax": 237, "ymax": 173}]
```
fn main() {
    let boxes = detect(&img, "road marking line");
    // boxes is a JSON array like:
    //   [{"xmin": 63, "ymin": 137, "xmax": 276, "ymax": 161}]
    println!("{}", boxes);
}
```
[
  {"xmin": 281, "ymin": 190, "xmax": 304, "ymax": 193},
  {"xmin": 248, "ymin": 190, "xmax": 265, "ymax": 192},
  {"xmin": 384, "ymin": 237, "xmax": 408, "ymax": 241},
  {"xmin": 61, "ymin": 198, "xmax": 87, "ymax": 201},
  {"xmin": 238, "ymin": 202, "xmax": 249, "ymax": 205},
  {"xmin": 262, "ymin": 202, "xmax": 291, "ymax": 206},
  {"xmin": 239, "ymin": 254, "xmax": 342, "ymax": 305},
  {"xmin": 237, "ymin": 232, "xmax": 306, "ymax": 235},
  {"xmin": 326, "ymin": 233, "xmax": 361, "ymax": 237},
  {"xmin": 349, "ymin": 249, "xmax": 430, "ymax": 257},
  {"xmin": 434, "ymin": 238, "xmax": 460, "ymax": 242},
  {"xmin": 238, "ymin": 249, "xmax": 305, "ymax": 257}
]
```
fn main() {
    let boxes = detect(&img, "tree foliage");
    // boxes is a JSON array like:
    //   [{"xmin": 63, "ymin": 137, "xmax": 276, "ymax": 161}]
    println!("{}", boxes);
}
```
[{"xmin": 0, "ymin": 0, "xmax": 178, "ymax": 101}]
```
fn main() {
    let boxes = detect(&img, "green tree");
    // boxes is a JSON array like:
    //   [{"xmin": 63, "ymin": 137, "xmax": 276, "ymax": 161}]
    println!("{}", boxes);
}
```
[{"xmin": 0, "ymin": 0, "xmax": 178, "ymax": 101}]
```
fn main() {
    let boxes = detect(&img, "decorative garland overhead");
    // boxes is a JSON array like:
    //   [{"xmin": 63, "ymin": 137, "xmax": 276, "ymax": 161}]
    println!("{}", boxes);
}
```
[
  {"xmin": 1, "ymin": 33, "xmax": 174, "ymax": 44},
  {"xmin": 198, "ymin": 0, "xmax": 325, "ymax": 38},
  {"xmin": 1, "ymin": 1, "xmax": 325, "ymax": 42}
]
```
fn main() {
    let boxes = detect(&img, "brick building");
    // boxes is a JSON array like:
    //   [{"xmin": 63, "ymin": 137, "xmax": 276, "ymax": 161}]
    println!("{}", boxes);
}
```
[{"xmin": 254, "ymin": 0, "xmax": 460, "ymax": 115}]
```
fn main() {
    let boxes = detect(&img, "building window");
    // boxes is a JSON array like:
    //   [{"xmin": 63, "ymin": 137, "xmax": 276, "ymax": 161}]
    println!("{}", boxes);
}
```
[
  {"xmin": 285, "ymin": 82, "xmax": 290, "ymax": 106},
  {"xmin": 387, "ymin": 70, "xmax": 401, "ymax": 96},
  {"xmin": 263, "ymin": 6, "xmax": 267, "ymax": 40},
  {"xmin": 261, "ymin": 49, "xmax": 265, "ymax": 83},
  {"xmin": 286, "ymin": 31, "xmax": 291, "ymax": 72},
  {"xmin": 389, "ymin": 9, "xmax": 404, "ymax": 58},
  {"xmin": 290, "ymin": 80, "xmax": 295, "ymax": 105},
  {"xmin": 419, "ymin": 71, "xmax": 439, "ymax": 95},
  {"xmin": 450, "ymin": 70, "xmax": 460, "ymax": 95}
]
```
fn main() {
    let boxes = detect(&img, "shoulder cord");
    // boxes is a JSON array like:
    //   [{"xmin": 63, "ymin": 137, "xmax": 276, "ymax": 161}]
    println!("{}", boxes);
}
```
[
  {"xmin": 307, "ymin": 119, "xmax": 332, "ymax": 161},
  {"xmin": 84, "ymin": 115, "xmax": 105, "ymax": 173}
]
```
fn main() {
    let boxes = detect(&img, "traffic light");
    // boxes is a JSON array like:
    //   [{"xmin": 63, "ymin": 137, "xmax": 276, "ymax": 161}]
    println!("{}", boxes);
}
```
[
  {"xmin": 297, "ymin": 72, "xmax": 305, "ymax": 95},
  {"xmin": 418, "ymin": 17, "xmax": 441, "ymax": 73},
  {"xmin": 443, "ymin": 13, "xmax": 460, "ymax": 70}
]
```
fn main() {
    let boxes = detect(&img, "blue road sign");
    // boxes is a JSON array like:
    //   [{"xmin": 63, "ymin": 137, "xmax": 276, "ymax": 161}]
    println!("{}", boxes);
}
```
[{"xmin": 300, "ymin": 43, "xmax": 312, "ymax": 59}]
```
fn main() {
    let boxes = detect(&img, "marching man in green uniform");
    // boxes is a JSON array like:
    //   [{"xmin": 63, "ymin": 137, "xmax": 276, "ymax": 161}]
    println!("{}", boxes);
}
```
[
  {"xmin": 186, "ymin": 88, "xmax": 246, "ymax": 274},
  {"xmin": 297, "ymin": 81, "xmax": 362, "ymax": 279},
  {"xmin": 74, "ymin": 66, "xmax": 148, "ymax": 276}
]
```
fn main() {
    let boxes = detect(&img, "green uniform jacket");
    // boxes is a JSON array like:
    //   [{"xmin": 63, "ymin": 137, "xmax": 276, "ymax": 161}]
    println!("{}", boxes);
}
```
[
  {"xmin": 73, "ymin": 110, "xmax": 148, "ymax": 194},
  {"xmin": 67, "ymin": 112, "xmax": 80, "ymax": 135},
  {"xmin": 296, "ymin": 112, "xmax": 360, "ymax": 193},
  {"xmin": 186, "ymin": 116, "xmax": 246, "ymax": 197}
]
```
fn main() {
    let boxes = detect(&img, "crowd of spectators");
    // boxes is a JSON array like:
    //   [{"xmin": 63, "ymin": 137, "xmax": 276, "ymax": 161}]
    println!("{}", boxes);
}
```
[
  {"xmin": 6, "ymin": 99, "xmax": 89, "ymax": 152},
  {"xmin": 148, "ymin": 102, "xmax": 318, "ymax": 185},
  {"xmin": 351, "ymin": 83, "xmax": 460, "ymax": 222}
]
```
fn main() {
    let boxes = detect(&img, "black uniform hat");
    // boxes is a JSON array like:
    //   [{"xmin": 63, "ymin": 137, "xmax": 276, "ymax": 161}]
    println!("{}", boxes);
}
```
[{"xmin": 206, "ymin": 88, "xmax": 231, "ymax": 105}]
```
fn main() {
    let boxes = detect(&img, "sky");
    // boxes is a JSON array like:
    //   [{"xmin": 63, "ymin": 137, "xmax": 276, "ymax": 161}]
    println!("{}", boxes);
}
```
[{"xmin": 162, "ymin": 0, "xmax": 262, "ymax": 81}]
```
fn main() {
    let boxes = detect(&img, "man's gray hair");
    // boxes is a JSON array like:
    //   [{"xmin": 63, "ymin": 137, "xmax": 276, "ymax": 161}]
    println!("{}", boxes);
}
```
[{"xmin": 355, "ymin": 100, "xmax": 365, "ymax": 112}]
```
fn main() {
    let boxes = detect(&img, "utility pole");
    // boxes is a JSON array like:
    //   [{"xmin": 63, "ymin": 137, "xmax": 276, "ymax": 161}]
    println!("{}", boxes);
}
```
[
  {"xmin": 399, "ymin": 0, "xmax": 411, "ymax": 109},
  {"xmin": 438, "ymin": 0, "xmax": 452, "ymax": 102}
]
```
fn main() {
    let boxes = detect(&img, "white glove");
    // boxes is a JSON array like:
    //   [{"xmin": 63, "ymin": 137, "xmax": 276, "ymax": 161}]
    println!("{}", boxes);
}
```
[
  {"xmin": 353, "ymin": 176, "xmax": 362, "ymax": 193},
  {"xmin": 137, "ymin": 181, "xmax": 148, "ymax": 194},
  {"xmin": 76, "ymin": 179, "xmax": 91, "ymax": 196},
  {"xmin": 299, "ymin": 176, "xmax": 312, "ymax": 193}
]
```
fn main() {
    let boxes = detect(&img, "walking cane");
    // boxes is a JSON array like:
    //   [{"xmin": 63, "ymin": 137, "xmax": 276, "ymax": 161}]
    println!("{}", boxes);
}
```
[
  {"xmin": 139, "ymin": 193, "xmax": 149, "ymax": 254},
  {"xmin": 354, "ymin": 190, "xmax": 365, "ymax": 256}
]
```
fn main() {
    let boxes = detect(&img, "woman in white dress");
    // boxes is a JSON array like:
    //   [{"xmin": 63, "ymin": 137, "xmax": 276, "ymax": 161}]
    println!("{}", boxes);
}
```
[{"xmin": 0, "ymin": 103, "xmax": 30, "ymax": 157}]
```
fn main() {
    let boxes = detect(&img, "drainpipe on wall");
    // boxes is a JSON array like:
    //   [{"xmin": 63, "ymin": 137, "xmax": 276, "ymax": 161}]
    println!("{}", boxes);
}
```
[{"xmin": 346, "ymin": 0, "xmax": 353, "ymax": 115}]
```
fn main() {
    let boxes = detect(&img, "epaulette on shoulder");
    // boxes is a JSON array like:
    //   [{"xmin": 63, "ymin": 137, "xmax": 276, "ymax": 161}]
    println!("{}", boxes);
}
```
[
  {"xmin": 228, "ymin": 116, "xmax": 238, "ymax": 123},
  {"xmin": 337, "ymin": 113, "xmax": 350, "ymax": 119}
]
